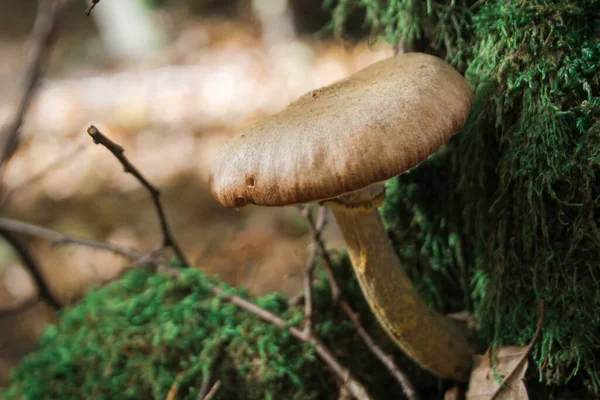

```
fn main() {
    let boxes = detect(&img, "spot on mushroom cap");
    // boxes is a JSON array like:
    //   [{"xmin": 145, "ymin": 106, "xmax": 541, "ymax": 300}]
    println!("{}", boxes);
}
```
[{"xmin": 209, "ymin": 53, "xmax": 473, "ymax": 208}]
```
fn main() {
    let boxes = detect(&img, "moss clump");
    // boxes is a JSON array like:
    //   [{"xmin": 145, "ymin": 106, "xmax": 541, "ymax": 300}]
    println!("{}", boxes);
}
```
[
  {"xmin": 2, "ymin": 262, "xmax": 446, "ymax": 399},
  {"xmin": 332, "ymin": 0, "xmax": 600, "ymax": 392}
]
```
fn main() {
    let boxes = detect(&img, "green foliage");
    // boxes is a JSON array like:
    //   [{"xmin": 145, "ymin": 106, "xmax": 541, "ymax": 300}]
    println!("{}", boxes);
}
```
[
  {"xmin": 2, "ymin": 263, "xmax": 441, "ymax": 399},
  {"xmin": 332, "ymin": 0, "xmax": 600, "ymax": 392}
]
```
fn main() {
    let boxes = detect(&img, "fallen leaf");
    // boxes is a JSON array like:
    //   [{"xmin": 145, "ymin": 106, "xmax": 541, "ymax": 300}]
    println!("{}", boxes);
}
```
[
  {"xmin": 467, "ymin": 346, "xmax": 529, "ymax": 400},
  {"xmin": 445, "ymin": 385, "xmax": 465, "ymax": 400}
]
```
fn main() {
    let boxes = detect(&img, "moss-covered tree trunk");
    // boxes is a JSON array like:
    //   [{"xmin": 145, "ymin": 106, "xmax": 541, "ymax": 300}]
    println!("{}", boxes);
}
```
[{"xmin": 329, "ymin": 0, "xmax": 600, "ymax": 394}]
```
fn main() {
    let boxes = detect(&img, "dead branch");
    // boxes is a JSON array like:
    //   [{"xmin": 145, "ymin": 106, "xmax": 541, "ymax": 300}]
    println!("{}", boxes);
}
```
[
  {"xmin": 0, "ymin": 217, "xmax": 143, "ymax": 260},
  {"xmin": 303, "ymin": 208, "xmax": 341, "ymax": 301},
  {"xmin": 0, "ymin": 227, "xmax": 62, "ymax": 310},
  {"xmin": 0, "ymin": 0, "xmax": 70, "ymax": 177},
  {"xmin": 302, "ymin": 206, "xmax": 419, "ymax": 400},
  {"xmin": 86, "ymin": 125, "xmax": 189, "ymax": 267},
  {"xmin": 201, "ymin": 381, "xmax": 221, "ymax": 400},
  {"xmin": 299, "ymin": 206, "xmax": 325, "ymax": 333},
  {"xmin": 85, "ymin": 0, "xmax": 101, "ymax": 16},
  {"xmin": 211, "ymin": 285, "xmax": 374, "ymax": 400}
]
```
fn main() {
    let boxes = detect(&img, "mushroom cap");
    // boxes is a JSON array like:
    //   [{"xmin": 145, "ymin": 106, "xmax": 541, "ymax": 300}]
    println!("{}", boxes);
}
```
[{"xmin": 210, "ymin": 52, "xmax": 473, "ymax": 208}]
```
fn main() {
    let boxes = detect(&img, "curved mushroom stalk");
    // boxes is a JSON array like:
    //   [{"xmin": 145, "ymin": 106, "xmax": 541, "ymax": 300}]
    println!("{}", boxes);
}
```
[{"xmin": 331, "ymin": 207, "xmax": 472, "ymax": 381}]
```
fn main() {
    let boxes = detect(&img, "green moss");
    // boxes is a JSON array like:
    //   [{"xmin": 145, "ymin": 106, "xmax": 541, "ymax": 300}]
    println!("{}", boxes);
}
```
[
  {"xmin": 332, "ymin": 0, "xmax": 600, "ymax": 392},
  {"xmin": 2, "ymin": 262, "xmax": 446, "ymax": 399}
]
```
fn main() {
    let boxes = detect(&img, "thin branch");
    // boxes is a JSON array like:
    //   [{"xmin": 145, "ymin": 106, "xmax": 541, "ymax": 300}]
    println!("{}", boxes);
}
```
[
  {"xmin": 0, "ymin": 228, "xmax": 62, "ymax": 310},
  {"xmin": 303, "ymin": 208, "xmax": 341, "ymax": 301},
  {"xmin": 0, "ymin": 0, "xmax": 69, "ymax": 176},
  {"xmin": 197, "ymin": 340, "xmax": 230, "ymax": 400},
  {"xmin": 299, "ymin": 206, "xmax": 325, "ymax": 333},
  {"xmin": 201, "ymin": 381, "xmax": 221, "ymax": 400},
  {"xmin": 85, "ymin": 0, "xmax": 101, "ymax": 16},
  {"xmin": 86, "ymin": 125, "xmax": 189, "ymax": 267},
  {"xmin": 302, "ymin": 243, "xmax": 317, "ymax": 333},
  {"xmin": 211, "ymin": 286, "xmax": 373, "ymax": 400},
  {"xmin": 302, "ymin": 207, "xmax": 419, "ymax": 400},
  {"xmin": 490, "ymin": 302, "xmax": 544, "ymax": 400},
  {"xmin": 0, "ymin": 217, "xmax": 143, "ymax": 260}
]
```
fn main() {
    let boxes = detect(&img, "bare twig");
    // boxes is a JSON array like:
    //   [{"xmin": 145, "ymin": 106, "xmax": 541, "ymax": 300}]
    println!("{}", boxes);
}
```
[
  {"xmin": 202, "ymin": 380, "xmax": 221, "ymax": 400},
  {"xmin": 302, "ymin": 206, "xmax": 419, "ymax": 400},
  {"xmin": 85, "ymin": 0, "xmax": 101, "ymax": 16},
  {"xmin": 299, "ymin": 206, "xmax": 325, "ymax": 333},
  {"xmin": 0, "ymin": 227, "xmax": 62, "ymax": 310},
  {"xmin": 0, "ymin": 0, "xmax": 69, "ymax": 177},
  {"xmin": 197, "ymin": 340, "xmax": 230, "ymax": 400},
  {"xmin": 86, "ymin": 125, "xmax": 190, "ymax": 267},
  {"xmin": 302, "ymin": 243, "xmax": 317, "ymax": 333},
  {"xmin": 303, "ymin": 208, "xmax": 341, "ymax": 301},
  {"xmin": 490, "ymin": 302, "xmax": 544, "ymax": 400},
  {"xmin": 0, "ymin": 217, "xmax": 143, "ymax": 260},
  {"xmin": 211, "ymin": 286, "xmax": 373, "ymax": 400}
]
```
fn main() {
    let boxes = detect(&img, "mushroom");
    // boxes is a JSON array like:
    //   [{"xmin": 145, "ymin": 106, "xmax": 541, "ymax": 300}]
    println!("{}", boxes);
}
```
[{"xmin": 209, "ymin": 53, "xmax": 474, "ymax": 381}]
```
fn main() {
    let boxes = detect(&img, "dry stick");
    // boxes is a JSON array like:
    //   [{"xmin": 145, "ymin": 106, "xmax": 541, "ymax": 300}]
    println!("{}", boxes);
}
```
[
  {"xmin": 211, "ymin": 286, "xmax": 373, "ymax": 400},
  {"xmin": 0, "ymin": 0, "xmax": 69, "ymax": 177},
  {"xmin": 0, "ymin": 217, "xmax": 143, "ymax": 260},
  {"xmin": 197, "ymin": 340, "xmax": 230, "ymax": 400},
  {"xmin": 490, "ymin": 302, "xmax": 545, "ymax": 400},
  {"xmin": 304, "ymin": 209, "xmax": 341, "ymax": 301},
  {"xmin": 299, "ymin": 206, "xmax": 325, "ymax": 333},
  {"xmin": 86, "ymin": 125, "xmax": 190, "ymax": 267},
  {"xmin": 202, "ymin": 380, "xmax": 221, "ymax": 400},
  {"xmin": 85, "ymin": 0, "xmax": 101, "ymax": 16},
  {"xmin": 302, "ymin": 243, "xmax": 317, "ymax": 333},
  {"xmin": 0, "ymin": 228, "xmax": 62, "ymax": 310},
  {"xmin": 303, "ymin": 208, "xmax": 419, "ymax": 400}
]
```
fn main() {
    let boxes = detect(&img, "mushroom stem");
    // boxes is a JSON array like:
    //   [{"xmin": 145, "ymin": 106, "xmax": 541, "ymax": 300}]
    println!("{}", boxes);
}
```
[{"xmin": 331, "ymin": 207, "xmax": 472, "ymax": 381}]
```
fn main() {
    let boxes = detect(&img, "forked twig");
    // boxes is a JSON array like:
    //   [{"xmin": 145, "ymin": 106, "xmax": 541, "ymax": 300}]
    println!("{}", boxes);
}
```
[{"xmin": 86, "ymin": 125, "xmax": 190, "ymax": 267}]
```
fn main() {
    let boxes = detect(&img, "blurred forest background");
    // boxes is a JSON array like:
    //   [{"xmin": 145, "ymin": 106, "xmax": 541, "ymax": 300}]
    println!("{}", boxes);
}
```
[{"xmin": 0, "ymin": 0, "xmax": 394, "ymax": 385}]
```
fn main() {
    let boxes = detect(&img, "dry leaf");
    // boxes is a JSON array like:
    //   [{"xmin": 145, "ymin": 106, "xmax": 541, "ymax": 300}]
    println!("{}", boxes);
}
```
[
  {"xmin": 466, "ymin": 346, "xmax": 529, "ymax": 400},
  {"xmin": 445, "ymin": 385, "xmax": 466, "ymax": 400}
]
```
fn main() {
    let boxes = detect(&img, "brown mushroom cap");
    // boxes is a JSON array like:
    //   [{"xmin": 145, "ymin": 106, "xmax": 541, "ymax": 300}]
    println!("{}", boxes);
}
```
[{"xmin": 209, "ymin": 52, "xmax": 473, "ymax": 208}]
